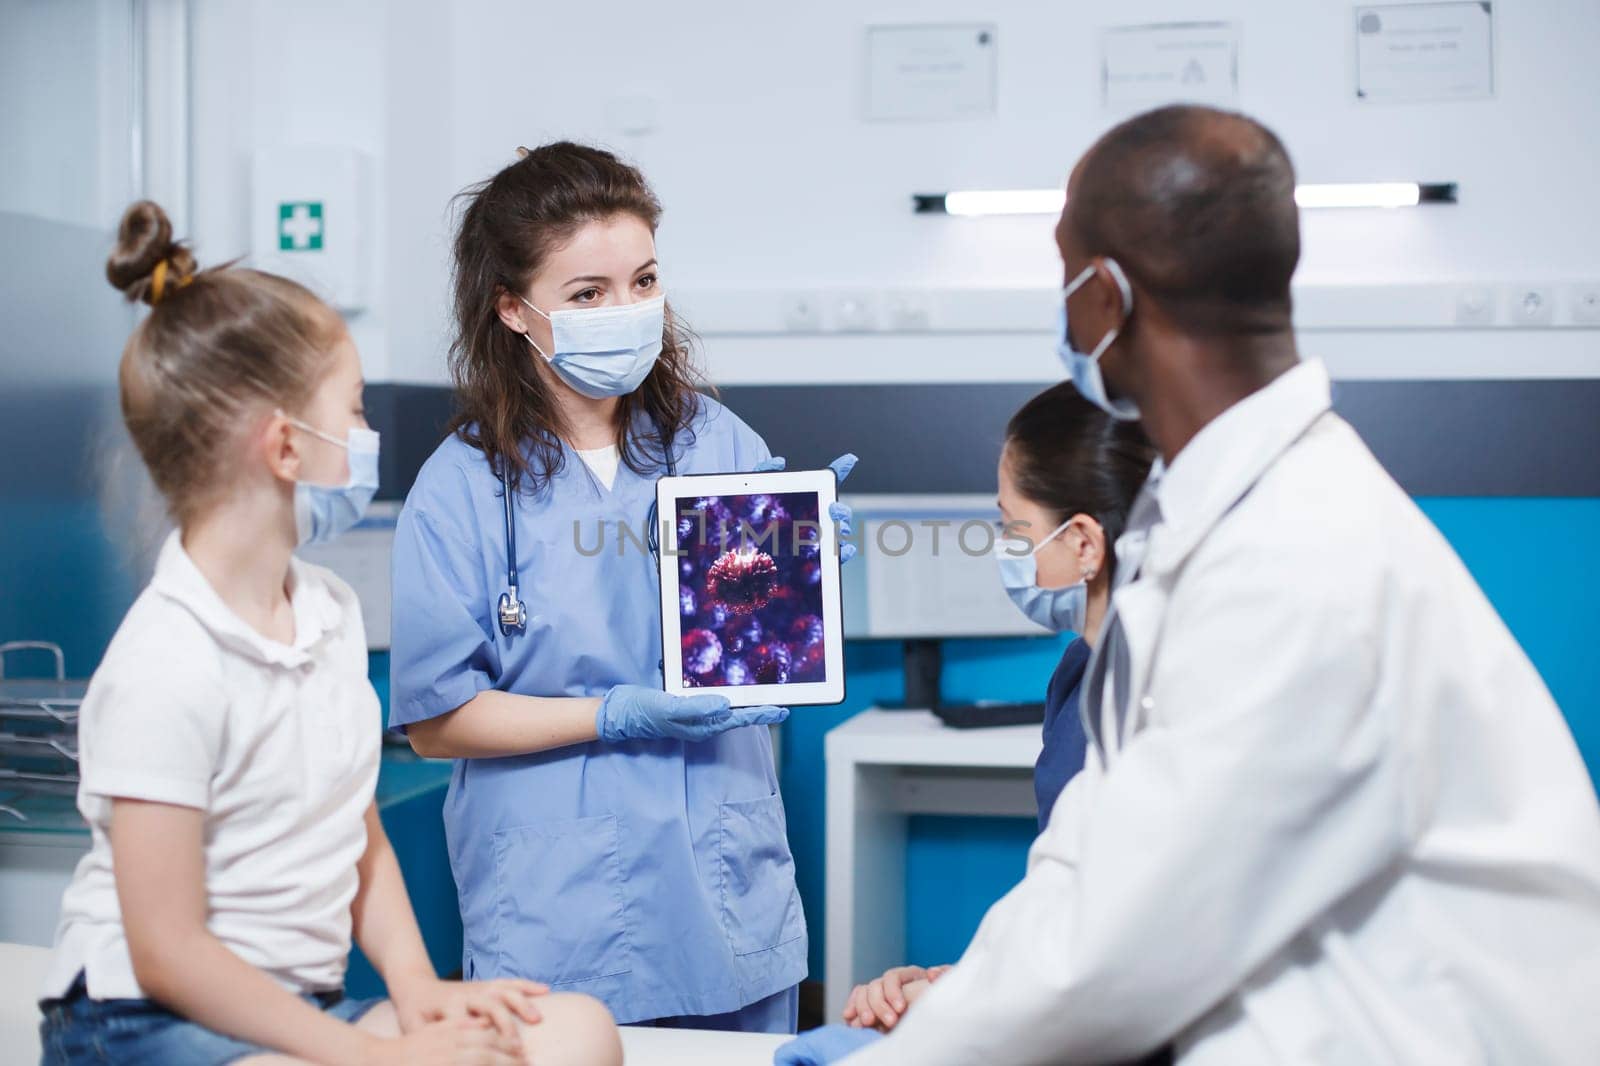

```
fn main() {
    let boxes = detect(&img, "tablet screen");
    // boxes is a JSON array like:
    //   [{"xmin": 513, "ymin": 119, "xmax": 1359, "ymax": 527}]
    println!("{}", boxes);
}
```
[{"xmin": 674, "ymin": 490, "xmax": 829, "ymax": 689}]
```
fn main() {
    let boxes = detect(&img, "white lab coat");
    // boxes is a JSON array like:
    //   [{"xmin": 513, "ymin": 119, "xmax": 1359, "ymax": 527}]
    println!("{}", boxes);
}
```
[{"xmin": 846, "ymin": 360, "xmax": 1600, "ymax": 1065}]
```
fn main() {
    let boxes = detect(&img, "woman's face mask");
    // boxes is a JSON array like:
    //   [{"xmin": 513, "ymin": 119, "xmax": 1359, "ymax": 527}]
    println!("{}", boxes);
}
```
[
  {"xmin": 520, "ymin": 294, "xmax": 666, "ymax": 399},
  {"xmin": 995, "ymin": 518, "xmax": 1090, "ymax": 634}
]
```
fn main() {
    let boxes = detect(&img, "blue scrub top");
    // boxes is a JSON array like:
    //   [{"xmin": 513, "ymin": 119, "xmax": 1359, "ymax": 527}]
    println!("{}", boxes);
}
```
[
  {"xmin": 388, "ymin": 399, "xmax": 806, "ymax": 1024},
  {"xmin": 1034, "ymin": 637, "xmax": 1092, "ymax": 831}
]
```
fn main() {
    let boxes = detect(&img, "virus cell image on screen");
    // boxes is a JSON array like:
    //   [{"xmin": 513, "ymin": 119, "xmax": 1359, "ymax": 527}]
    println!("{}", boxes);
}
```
[
  {"xmin": 706, "ymin": 548, "xmax": 779, "ymax": 615},
  {"xmin": 677, "ymin": 491, "xmax": 828, "ymax": 688}
]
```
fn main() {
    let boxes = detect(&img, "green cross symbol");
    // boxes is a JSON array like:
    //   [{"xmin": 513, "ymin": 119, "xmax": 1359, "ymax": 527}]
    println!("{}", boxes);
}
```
[{"xmin": 278, "ymin": 202, "xmax": 324, "ymax": 251}]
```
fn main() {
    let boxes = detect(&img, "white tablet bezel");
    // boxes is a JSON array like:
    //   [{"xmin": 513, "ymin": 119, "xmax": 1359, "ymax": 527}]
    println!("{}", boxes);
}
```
[{"xmin": 658, "ymin": 468, "xmax": 846, "ymax": 707}]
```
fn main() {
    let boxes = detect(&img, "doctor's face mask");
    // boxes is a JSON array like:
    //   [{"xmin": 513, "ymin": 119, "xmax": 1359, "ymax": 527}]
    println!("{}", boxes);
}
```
[{"xmin": 1058, "ymin": 258, "xmax": 1138, "ymax": 422}]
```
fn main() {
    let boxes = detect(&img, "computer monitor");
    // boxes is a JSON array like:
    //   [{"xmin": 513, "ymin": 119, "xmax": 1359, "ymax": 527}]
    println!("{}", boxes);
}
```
[{"xmin": 841, "ymin": 494, "xmax": 1044, "ymax": 641}]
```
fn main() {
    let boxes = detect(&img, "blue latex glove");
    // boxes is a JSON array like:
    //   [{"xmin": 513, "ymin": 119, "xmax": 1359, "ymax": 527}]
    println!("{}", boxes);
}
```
[
  {"xmin": 757, "ymin": 453, "xmax": 860, "ymax": 563},
  {"xmin": 773, "ymin": 1025, "xmax": 885, "ymax": 1065},
  {"xmin": 596, "ymin": 685, "xmax": 788, "ymax": 743},
  {"xmin": 827, "ymin": 453, "xmax": 858, "ymax": 564}
]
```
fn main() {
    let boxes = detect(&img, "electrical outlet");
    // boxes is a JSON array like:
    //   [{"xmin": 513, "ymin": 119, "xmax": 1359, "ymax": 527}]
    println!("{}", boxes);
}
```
[
  {"xmin": 1454, "ymin": 286, "xmax": 1494, "ymax": 326},
  {"xmin": 1506, "ymin": 284, "xmax": 1555, "ymax": 327},
  {"xmin": 885, "ymin": 292, "xmax": 932, "ymax": 331},
  {"xmin": 1570, "ymin": 284, "xmax": 1600, "ymax": 325},
  {"xmin": 832, "ymin": 292, "xmax": 878, "ymax": 332},
  {"xmin": 782, "ymin": 293, "xmax": 823, "ymax": 333}
]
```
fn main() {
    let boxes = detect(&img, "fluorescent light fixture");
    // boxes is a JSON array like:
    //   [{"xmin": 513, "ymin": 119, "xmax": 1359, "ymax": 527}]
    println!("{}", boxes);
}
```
[
  {"xmin": 915, "ymin": 182, "xmax": 1456, "ymax": 216},
  {"xmin": 941, "ymin": 189, "xmax": 1066, "ymax": 216},
  {"xmin": 1296, "ymin": 182, "xmax": 1421, "ymax": 208}
]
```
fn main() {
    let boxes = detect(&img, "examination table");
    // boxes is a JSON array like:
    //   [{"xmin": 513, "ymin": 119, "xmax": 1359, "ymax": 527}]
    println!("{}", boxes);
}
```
[{"xmin": 2, "ymin": 942, "xmax": 786, "ymax": 1064}]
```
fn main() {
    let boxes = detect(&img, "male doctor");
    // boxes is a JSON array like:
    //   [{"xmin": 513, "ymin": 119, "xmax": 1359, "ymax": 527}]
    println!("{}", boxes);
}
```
[{"xmin": 778, "ymin": 105, "xmax": 1600, "ymax": 1064}]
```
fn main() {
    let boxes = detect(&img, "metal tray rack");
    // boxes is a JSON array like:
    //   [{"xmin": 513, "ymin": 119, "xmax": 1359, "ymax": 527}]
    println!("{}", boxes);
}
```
[{"xmin": 0, "ymin": 642, "xmax": 86, "ymax": 823}]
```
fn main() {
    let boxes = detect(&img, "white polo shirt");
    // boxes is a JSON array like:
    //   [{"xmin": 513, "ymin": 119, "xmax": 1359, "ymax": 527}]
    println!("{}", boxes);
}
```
[{"xmin": 43, "ymin": 532, "xmax": 382, "ymax": 1000}]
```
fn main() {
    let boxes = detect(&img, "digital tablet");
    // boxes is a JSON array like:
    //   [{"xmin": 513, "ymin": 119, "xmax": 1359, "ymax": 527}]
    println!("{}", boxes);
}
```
[{"xmin": 657, "ymin": 468, "xmax": 846, "ymax": 707}]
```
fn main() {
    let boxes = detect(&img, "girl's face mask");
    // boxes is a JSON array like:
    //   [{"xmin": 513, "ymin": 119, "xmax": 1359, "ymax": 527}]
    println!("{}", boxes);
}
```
[{"xmin": 282, "ymin": 414, "xmax": 380, "ymax": 546}]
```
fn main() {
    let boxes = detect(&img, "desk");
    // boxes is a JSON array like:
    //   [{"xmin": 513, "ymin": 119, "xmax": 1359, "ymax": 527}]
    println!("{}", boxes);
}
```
[{"xmin": 824, "ymin": 709, "xmax": 1041, "ymax": 1022}]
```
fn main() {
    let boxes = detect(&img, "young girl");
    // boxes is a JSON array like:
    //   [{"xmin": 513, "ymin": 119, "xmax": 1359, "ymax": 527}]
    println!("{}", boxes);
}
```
[
  {"xmin": 838, "ymin": 384, "xmax": 1156, "ymax": 1036},
  {"xmin": 389, "ymin": 142, "xmax": 852, "ymax": 1033},
  {"xmin": 37, "ymin": 201, "xmax": 622, "ymax": 1066}
]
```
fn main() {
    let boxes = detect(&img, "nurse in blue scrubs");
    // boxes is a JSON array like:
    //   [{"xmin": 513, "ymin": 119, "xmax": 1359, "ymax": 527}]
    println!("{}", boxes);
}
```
[
  {"xmin": 839, "ymin": 383, "xmax": 1155, "ymax": 1032},
  {"xmin": 389, "ymin": 142, "xmax": 849, "ymax": 1034}
]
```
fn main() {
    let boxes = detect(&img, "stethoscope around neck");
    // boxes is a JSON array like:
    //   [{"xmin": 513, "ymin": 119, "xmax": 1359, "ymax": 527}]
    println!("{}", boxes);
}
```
[
  {"xmin": 496, "ymin": 438, "xmax": 678, "ymax": 638},
  {"xmin": 496, "ymin": 464, "xmax": 530, "ymax": 637}
]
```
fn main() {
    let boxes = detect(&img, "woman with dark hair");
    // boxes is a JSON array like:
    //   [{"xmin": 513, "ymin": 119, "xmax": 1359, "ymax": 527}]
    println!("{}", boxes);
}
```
[
  {"xmin": 998, "ymin": 382, "xmax": 1157, "ymax": 833},
  {"xmin": 388, "ymin": 144, "xmax": 848, "ymax": 1034},
  {"xmin": 837, "ymin": 383, "xmax": 1156, "ymax": 1035}
]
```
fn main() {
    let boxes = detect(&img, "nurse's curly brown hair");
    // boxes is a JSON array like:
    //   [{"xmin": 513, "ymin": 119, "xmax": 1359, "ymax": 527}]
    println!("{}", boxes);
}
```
[{"xmin": 448, "ymin": 141, "xmax": 708, "ymax": 494}]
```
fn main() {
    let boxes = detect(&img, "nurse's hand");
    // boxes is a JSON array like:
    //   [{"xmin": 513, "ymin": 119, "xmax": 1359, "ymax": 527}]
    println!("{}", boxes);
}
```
[
  {"xmin": 773, "ymin": 1024, "xmax": 885, "ymax": 1065},
  {"xmin": 597, "ymin": 684, "xmax": 789, "ymax": 743},
  {"xmin": 756, "ymin": 454, "xmax": 860, "ymax": 563}
]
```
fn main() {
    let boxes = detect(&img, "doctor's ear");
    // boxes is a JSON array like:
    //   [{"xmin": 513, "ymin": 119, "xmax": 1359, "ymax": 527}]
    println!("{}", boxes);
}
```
[{"xmin": 1088, "ymin": 259, "xmax": 1131, "ymax": 313}]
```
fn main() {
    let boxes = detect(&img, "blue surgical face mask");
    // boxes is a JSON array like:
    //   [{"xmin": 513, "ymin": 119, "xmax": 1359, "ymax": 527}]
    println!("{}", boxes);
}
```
[
  {"xmin": 284, "ymin": 415, "xmax": 380, "ymax": 546},
  {"xmin": 996, "ymin": 519, "xmax": 1090, "ymax": 633},
  {"xmin": 520, "ymin": 294, "xmax": 666, "ymax": 399},
  {"xmin": 1058, "ymin": 258, "xmax": 1139, "ymax": 422}
]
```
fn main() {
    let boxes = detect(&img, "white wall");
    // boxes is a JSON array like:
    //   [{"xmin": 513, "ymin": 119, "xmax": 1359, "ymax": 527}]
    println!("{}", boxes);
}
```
[
  {"xmin": 0, "ymin": 0, "xmax": 139, "ymax": 389},
  {"xmin": 0, "ymin": 0, "xmax": 134, "ymax": 233},
  {"xmin": 187, "ymin": 0, "xmax": 1600, "ymax": 386},
  {"xmin": 189, "ymin": 0, "xmax": 390, "ymax": 375}
]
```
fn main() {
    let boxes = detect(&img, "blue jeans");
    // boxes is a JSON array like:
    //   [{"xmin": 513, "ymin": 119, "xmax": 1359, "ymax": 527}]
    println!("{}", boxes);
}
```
[{"xmin": 39, "ymin": 972, "xmax": 382, "ymax": 1065}]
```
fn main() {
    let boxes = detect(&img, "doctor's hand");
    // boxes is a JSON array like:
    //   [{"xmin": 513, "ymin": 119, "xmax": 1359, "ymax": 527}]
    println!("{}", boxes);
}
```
[
  {"xmin": 842, "ymin": 964, "xmax": 952, "ymax": 1031},
  {"xmin": 773, "ymin": 1024, "xmax": 885, "ymax": 1065},
  {"xmin": 756, "ymin": 453, "xmax": 860, "ymax": 563},
  {"xmin": 597, "ymin": 684, "xmax": 789, "ymax": 743}
]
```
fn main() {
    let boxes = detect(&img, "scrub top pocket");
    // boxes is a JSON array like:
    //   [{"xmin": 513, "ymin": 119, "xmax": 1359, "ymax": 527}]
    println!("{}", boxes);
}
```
[
  {"xmin": 490, "ymin": 813, "xmax": 634, "ymax": 985},
  {"xmin": 718, "ymin": 795, "xmax": 806, "ymax": 957}
]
